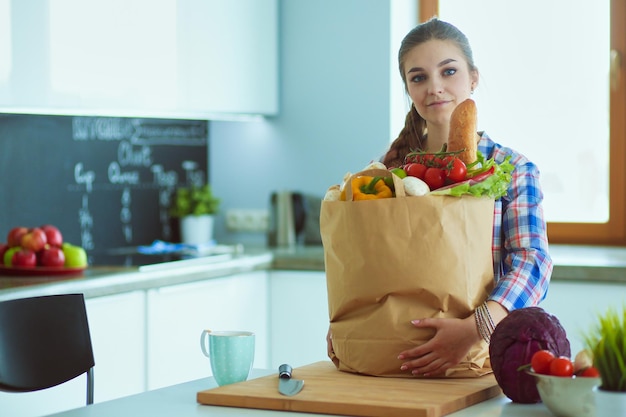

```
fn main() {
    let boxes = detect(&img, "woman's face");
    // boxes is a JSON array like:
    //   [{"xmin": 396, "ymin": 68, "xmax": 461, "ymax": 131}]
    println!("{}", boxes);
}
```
[{"xmin": 403, "ymin": 39, "xmax": 478, "ymax": 128}]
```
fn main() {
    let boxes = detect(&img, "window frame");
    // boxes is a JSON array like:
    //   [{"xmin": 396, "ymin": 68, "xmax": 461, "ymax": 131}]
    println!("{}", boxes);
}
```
[{"xmin": 419, "ymin": 0, "xmax": 626, "ymax": 246}]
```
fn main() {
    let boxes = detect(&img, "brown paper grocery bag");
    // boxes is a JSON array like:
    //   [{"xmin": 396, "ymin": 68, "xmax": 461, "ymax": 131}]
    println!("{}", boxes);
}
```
[{"xmin": 320, "ymin": 170, "xmax": 495, "ymax": 378}]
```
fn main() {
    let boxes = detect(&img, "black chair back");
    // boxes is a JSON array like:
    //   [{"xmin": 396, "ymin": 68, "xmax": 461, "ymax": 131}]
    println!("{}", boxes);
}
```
[{"xmin": 0, "ymin": 294, "xmax": 95, "ymax": 405}]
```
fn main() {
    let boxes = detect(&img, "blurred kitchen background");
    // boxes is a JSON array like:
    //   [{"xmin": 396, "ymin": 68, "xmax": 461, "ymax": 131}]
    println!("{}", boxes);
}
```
[
  {"xmin": 0, "ymin": 0, "xmax": 615, "ymax": 256},
  {"xmin": 0, "ymin": 0, "xmax": 415, "ymax": 255},
  {"xmin": 0, "ymin": 2, "xmax": 623, "ymax": 414}
]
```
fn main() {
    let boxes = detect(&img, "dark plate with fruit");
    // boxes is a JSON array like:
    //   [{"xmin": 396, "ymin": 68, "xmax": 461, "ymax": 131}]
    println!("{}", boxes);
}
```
[{"xmin": 0, "ymin": 265, "xmax": 86, "ymax": 277}]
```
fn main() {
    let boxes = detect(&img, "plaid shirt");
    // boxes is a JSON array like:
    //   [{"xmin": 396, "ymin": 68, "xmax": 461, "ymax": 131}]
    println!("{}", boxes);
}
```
[{"xmin": 478, "ymin": 132, "xmax": 552, "ymax": 312}]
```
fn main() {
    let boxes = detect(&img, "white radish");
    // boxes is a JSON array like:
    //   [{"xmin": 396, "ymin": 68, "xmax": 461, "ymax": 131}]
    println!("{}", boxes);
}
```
[{"xmin": 402, "ymin": 176, "xmax": 430, "ymax": 196}]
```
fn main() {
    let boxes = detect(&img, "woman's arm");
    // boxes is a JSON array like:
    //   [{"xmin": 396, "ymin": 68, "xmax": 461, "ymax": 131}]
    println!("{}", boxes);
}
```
[{"xmin": 488, "ymin": 155, "xmax": 553, "ymax": 312}]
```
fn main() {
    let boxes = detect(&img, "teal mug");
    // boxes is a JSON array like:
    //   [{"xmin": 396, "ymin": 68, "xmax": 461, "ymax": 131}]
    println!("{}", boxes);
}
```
[{"xmin": 200, "ymin": 330, "xmax": 255, "ymax": 386}]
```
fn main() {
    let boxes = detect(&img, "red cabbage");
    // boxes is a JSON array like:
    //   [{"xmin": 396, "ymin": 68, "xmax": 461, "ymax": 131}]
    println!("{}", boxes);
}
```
[{"xmin": 489, "ymin": 306, "xmax": 571, "ymax": 403}]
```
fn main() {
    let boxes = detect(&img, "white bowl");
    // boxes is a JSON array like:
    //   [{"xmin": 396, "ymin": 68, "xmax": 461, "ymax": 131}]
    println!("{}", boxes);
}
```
[{"xmin": 528, "ymin": 371, "xmax": 601, "ymax": 417}]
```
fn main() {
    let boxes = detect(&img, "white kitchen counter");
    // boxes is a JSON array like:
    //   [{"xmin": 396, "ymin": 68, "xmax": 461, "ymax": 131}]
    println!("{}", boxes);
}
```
[
  {"xmin": 44, "ymin": 369, "xmax": 555, "ymax": 417},
  {"xmin": 0, "ymin": 252, "xmax": 274, "ymax": 302},
  {"xmin": 0, "ymin": 244, "xmax": 625, "ymax": 304}
]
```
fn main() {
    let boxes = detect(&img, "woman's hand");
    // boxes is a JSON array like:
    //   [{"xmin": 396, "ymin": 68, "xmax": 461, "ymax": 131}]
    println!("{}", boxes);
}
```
[{"xmin": 397, "ymin": 316, "xmax": 480, "ymax": 377}]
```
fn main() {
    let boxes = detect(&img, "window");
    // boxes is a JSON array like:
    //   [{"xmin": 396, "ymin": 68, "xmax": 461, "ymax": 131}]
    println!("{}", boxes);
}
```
[{"xmin": 419, "ymin": 0, "xmax": 625, "ymax": 245}]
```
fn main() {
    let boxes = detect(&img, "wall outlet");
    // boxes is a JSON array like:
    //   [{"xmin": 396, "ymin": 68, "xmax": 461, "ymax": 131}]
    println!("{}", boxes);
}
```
[{"xmin": 226, "ymin": 209, "xmax": 269, "ymax": 232}]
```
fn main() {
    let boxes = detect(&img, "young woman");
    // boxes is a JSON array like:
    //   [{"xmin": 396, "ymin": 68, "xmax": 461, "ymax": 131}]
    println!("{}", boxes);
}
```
[{"xmin": 327, "ymin": 18, "xmax": 552, "ymax": 377}]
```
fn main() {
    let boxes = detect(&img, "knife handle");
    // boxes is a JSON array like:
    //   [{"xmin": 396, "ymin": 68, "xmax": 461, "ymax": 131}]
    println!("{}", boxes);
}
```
[{"xmin": 279, "ymin": 363, "xmax": 292, "ymax": 378}]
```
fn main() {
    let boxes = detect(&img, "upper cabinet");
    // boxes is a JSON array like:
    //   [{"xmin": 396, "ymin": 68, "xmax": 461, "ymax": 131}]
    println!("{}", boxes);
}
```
[{"xmin": 0, "ymin": 0, "xmax": 278, "ymax": 118}]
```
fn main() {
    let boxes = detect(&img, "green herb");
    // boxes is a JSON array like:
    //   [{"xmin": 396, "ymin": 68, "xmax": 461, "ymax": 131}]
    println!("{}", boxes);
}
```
[
  {"xmin": 169, "ymin": 185, "xmax": 220, "ymax": 217},
  {"xmin": 584, "ymin": 306, "xmax": 626, "ymax": 392}
]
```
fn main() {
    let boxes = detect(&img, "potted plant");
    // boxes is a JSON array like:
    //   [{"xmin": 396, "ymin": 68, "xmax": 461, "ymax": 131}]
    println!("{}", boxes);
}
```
[
  {"xmin": 169, "ymin": 185, "xmax": 220, "ymax": 245},
  {"xmin": 584, "ymin": 305, "xmax": 626, "ymax": 416}
]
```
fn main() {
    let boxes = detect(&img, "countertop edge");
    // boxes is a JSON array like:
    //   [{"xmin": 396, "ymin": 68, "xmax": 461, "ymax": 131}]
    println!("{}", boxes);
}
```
[
  {"xmin": 0, "ymin": 253, "xmax": 274, "ymax": 302},
  {"xmin": 0, "ymin": 244, "xmax": 624, "ymax": 302}
]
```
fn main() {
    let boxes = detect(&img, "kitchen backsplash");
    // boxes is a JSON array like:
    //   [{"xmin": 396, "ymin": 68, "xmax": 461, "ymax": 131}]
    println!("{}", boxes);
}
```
[{"xmin": 0, "ymin": 113, "xmax": 209, "ymax": 259}]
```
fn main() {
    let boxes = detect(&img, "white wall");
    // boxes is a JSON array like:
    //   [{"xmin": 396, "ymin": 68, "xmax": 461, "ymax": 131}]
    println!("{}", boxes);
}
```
[
  {"xmin": 540, "ymin": 281, "xmax": 626, "ymax": 356},
  {"xmin": 210, "ymin": 0, "xmax": 412, "ymax": 244}
]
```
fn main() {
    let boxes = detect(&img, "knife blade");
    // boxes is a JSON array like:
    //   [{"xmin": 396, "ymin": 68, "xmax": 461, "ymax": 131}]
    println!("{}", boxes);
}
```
[{"xmin": 278, "ymin": 364, "xmax": 304, "ymax": 396}]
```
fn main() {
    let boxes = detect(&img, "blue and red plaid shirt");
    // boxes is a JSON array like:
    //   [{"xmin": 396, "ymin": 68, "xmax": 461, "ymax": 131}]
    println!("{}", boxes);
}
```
[{"xmin": 478, "ymin": 132, "xmax": 552, "ymax": 312}]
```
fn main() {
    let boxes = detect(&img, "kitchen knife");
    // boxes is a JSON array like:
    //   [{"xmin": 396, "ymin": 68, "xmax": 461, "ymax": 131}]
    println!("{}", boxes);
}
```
[{"xmin": 278, "ymin": 364, "xmax": 304, "ymax": 396}]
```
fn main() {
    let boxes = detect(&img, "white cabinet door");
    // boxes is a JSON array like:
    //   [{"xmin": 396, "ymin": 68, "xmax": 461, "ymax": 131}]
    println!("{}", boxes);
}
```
[
  {"xmin": 177, "ymin": 0, "xmax": 278, "ymax": 116},
  {"xmin": 0, "ymin": 291, "xmax": 146, "ymax": 417},
  {"xmin": 1, "ymin": 0, "xmax": 277, "ymax": 117},
  {"xmin": 269, "ymin": 271, "xmax": 330, "ymax": 369},
  {"xmin": 85, "ymin": 291, "xmax": 146, "ymax": 402},
  {"xmin": 146, "ymin": 271, "xmax": 269, "ymax": 390}
]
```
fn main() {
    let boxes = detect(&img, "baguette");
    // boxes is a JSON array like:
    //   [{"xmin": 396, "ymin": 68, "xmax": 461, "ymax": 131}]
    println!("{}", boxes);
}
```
[{"xmin": 447, "ymin": 98, "xmax": 478, "ymax": 165}]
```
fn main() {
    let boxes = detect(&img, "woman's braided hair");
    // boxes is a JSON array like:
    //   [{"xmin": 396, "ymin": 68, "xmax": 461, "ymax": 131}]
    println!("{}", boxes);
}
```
[{"xmin": 382, "ymin": 18, "xmax": 477, "ymax": 168}]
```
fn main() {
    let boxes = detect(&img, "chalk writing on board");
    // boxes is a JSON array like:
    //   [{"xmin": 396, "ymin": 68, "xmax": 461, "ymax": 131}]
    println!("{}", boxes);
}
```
[
  {"xmin": 79, "ymin": 195, "xmax": 95, "ymax": 251},
  {"xmin": 71, "ymin": 117, "xmax": 207, "ymax": 145},
  {"xmin": 69, "ymin": 117, "xmax": 208, "ymax": 249},
  {"xmin": 0, "ymin": 114, "xmax": 208, "ymax": 264}
]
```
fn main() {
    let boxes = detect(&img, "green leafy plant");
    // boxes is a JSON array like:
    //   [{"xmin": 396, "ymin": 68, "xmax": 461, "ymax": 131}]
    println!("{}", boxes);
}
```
[
  {"xmin": 584, "ymin": 306, "xmax": 626, "ymax": 392},
  {"xmin": 169, "ymin": 185, "xmax": 220, "ymax": 217}
]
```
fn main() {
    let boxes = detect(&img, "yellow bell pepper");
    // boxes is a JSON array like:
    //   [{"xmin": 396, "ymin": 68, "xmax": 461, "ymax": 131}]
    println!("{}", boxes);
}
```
[{"xmin": 351, "ymin": 176, "xmax": 393, "ymax": 200}]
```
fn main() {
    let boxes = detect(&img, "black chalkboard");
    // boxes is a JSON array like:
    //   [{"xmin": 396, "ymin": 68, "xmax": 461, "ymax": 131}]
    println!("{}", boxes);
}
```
[{"xmin": 0, "ymin": 113, "xmax": 208, "ymax": 264}]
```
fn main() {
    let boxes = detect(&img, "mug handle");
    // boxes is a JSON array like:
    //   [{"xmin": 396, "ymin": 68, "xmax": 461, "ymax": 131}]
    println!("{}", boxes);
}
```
[{"xmin": 200, "ymin": 329, "xmax": 212, "ymax": 358}]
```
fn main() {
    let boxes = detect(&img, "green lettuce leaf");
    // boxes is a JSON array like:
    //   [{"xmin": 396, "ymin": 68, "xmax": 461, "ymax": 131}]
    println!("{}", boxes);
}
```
[{"xmin": 430, "ymin": 151, "xmax": 514, "ymax": 199}]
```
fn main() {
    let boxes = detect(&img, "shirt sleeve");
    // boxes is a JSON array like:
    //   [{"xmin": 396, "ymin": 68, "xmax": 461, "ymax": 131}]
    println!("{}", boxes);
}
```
[{"xmin": 488, "ymin": 154, "xmax": 553, "ymax": 312}]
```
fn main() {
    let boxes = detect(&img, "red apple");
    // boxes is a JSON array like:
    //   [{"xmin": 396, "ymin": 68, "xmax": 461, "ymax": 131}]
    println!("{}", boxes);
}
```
[
  {"xmin": 0, "ymin": 243, "xmax": 8, "ymax": 262},
  {"xmin": 7, "ymin": 227, "xmax": 28, "ymax": 247},
  {"xmin": 12, "ymin": 249, "xmax": 37, "ymax": 268},
  {"xmin": 38, "ymin": 246, "xmax": 66, "ymax": 267},
  {"xmin": 20, "ymin": 228, "xmax": 47, "ymax": 252},
  {"xmin": 40, "ymin": 224, "xmax": 63, "ymax": 247}
]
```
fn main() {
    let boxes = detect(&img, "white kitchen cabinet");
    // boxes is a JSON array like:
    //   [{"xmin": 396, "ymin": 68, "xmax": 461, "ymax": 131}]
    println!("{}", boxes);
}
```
[
  {"xmin": 85, "ymin": 291, "xmax": 146, "ymax": 402},
  {"xmin": 268, "ymin": 271, "xmax": 330, "ymax": 369},
  {"xmin": 0, "ymin": 0, "xmax": 277, "ymax": 118},
  {"xmin": 540, "ymin": 281, "xmax": 626, "ymax": 355},
  {"xmin": 146, "ymin": 271, "xmax": 269, "ymax": 390},
  {"xmin": 0, "ymin": 291, "xmax": 146, "ymax": 417}
]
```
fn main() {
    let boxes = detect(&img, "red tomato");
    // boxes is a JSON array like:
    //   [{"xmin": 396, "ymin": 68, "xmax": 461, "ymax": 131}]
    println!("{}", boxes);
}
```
[
  {"xmin": 423, "ymin": 167, "xmax": 446, "ymax": 190},
  {"xmin": 421, "ymin": 154, "xmax": 443, "ymax": 167},
  {"xmin": 550, "ymin": 356, "xmax": 574, "ymax": 377},
  {"xmin": 442, "ymin": 156, "xmax": 467, "ymax": 183},
  {"xmin": 409, "ymin": 153, "xmax": 442, "ymax": 167},
  {"xmin": 404, "ymin": 163, "xmax": 428, "ymax": 180},
  {"xmin": 579, "ymin": 366, "xmax": 600, "ymax": 378},
  {"xmin": 531, "ymin": 350, "xmax": 555, "ymax": 375}
]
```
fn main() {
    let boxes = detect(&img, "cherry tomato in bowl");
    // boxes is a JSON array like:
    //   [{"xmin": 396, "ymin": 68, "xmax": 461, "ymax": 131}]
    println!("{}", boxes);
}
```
[
  {"xmin": 550, "ymin": 357, "xmax": 574, "ymax": 377},
  {"xmin": 578, "ymin": 366, "xmax": 600, "ymax": 378},
  {"xmin": 531, "ymin": 349, "xmax": 555, "ymax": 375}
]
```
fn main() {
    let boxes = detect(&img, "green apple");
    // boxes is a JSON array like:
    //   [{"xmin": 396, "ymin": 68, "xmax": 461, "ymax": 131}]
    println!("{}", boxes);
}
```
[
  {"xmin": 62, "ymin": 243, "xmax": 88, "ymax": 268},
  {"xmin": 4, "ymin": 246, "xmax": 21, "ymax": 266}
]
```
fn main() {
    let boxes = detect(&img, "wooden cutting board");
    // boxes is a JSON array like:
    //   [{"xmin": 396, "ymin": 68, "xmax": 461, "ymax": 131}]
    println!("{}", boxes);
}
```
[{"xmin": 197, "ymin": 361, "xmax": 502, "ymax": 417}]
